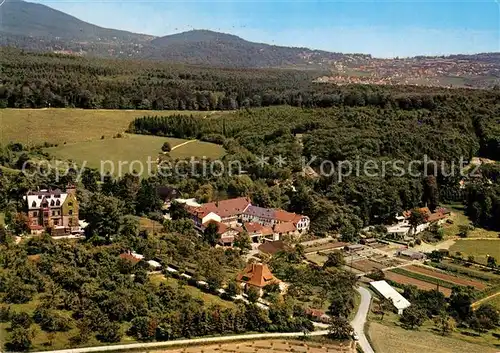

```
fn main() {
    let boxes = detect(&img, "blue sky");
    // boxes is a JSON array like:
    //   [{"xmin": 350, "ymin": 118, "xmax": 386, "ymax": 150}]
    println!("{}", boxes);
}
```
[{"xmin": 31, "ymin": 0, "xmax": 499, "ymax": 57}]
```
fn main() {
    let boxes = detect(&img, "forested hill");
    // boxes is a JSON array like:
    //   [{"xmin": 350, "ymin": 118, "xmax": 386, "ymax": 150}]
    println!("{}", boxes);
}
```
[
  {"xmin": 147, "ymin": 30, "xmax": 351, "ymax": 67},
  {"xmin": 0, "ymin": 1, "xmax": 368, "ymax": 67},
  {"xmin": 0, "ymin": 0, "xmax": 152, "ymax": 42}
]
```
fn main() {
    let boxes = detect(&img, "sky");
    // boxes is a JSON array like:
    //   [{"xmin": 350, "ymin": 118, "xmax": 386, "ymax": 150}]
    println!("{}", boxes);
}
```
[{"xmin": 30, "ymin": 0, "xmax": 500, "ymax": 57}]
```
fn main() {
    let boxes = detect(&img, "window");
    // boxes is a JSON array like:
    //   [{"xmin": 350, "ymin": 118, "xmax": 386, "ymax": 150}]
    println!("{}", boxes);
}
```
[
  {"xmin": 68, "ymin": 202, "xmax": 73, "ymax": 207},
  {"xmin": 69, "ymin": 210, "xmax": 73, "ymax": 215},
  {"xmin": 56, "ymin": 200, "xmax": 60, "ymax": 206},
  {"xmin": 50, "ymin": 200, "xmax": 55, "ymax": 206},
  {"xmin": 33, "ymin": 211, "xmax": 38, "ymax": 217},
  {"xmin": 52, "ymin": 211, "xmax": 55, "ymax": 216},
  {"xmin": 31, "ymin": 201, "xmax": 36, "ymax": 207}
]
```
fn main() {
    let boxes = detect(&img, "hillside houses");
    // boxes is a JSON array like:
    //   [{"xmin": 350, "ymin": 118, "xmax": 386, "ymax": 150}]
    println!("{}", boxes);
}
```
[{"xmin": 185, "ymin": 196, "xmax": 310, "ymax": 246}]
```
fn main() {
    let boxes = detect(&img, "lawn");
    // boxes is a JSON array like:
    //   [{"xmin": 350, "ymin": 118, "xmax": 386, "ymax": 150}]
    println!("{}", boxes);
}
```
[
  {"xmin": 442, "ymin": 204, "xmax": 498, "ymax": 239},
  {"xmin": 368, "ymin": 322, "xmax": 498, "ymax": 353},
  {"xmin": 137, "ymin": 216, "xmax": 163, "ymax": 233},
  {"xmin": 450, "ymin": 239, "xmax": 500, "ymax": 265},
  {"xmin": 45, "ymin": 134, "xmax": 225, "ymax": 176},
  {"xmin": 367, "ymin": 303, "xmax": 499, "ymax": 352},
  {"xmin": 0, "ymin": 108, "xmax": 208, "ymax": 146}
]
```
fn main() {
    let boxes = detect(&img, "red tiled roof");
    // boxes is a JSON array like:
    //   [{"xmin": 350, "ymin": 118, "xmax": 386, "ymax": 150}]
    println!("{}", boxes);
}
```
[
  {"xmin": 244, "ymin": 222, "xmax": 264, "ymax": 234},
  {"xmin": 28, "ymin": 224, "xmax": 44, "ymax": 230},
  {"xmin": 258, "ymin": 240, "xmax": 286, "ymax": 255},
  {"xmin": 428, "ymin": 212, "xmax": 447, "ymax": 223},
  {"xmin": 203, "ymin": 220, "xmax": 229, "ymax": 235},
  {"xmin": 119, "ymin": 253, "xmax": 140, "ymax": 265},
  {"xmin": 273, "ymin": 221, "xmax": 297, "ymax": 234},
  {"xmin": 199, "ymin": 197, "xmax": 251, "ymax": 218},
  {"xmin": 261, "ymin": 226, "xmax": 274, "ymax": 236},
  {"xmin": 273, "ymin": 209, "xmax": 299, "ymax": 222},
  {"xmin": 305, "ymin": 308, "xmax": 325, "ymax": 318},
  {"xmin": 236, "ymin": 263, "xmax": 279, "ymax": 288}
]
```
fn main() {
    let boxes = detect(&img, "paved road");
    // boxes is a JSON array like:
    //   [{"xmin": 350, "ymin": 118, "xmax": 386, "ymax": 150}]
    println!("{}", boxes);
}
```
[
  {"xmin": 351, "ymin": 287, "xmax": 375, "ymax": 353},
  {"xmin": 30, "ymin": 287, "xmax": 373, "ymax": 353}
]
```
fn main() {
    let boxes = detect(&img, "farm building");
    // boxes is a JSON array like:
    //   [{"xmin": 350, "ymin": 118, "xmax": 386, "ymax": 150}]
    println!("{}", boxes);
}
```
[
  {"xmin": 344, "ymin": 244, "xmax": 364, "ymax": 252},
  {"xmin": 399, "ymin": 249, "xmax": 426, "ymax": 260},
  {"xmin": 370, "ymin": 280, "xmax": 411, "ymax": 315}
]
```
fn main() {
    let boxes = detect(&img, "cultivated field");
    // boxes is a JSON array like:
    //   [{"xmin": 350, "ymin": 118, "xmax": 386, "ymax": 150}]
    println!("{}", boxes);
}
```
[
  {"xmin": 152, "ymin": 339, "xmax": 355, "ymax": 353},
  {"xmin": 45, "ymin": 134, "xmax": 225, "ymax": 175},
  {"xmin": 405, "ymin": 265, "xmax": 487, "ymax": 290},
  {"xmin": 450, "ymin": 239, "xmax": 500, "ymax": 265},
  {"xmin": 368, "ymin": 322, "xmax": 497, "ymax": 353},
  {"xmin": 0, "ymin": 108, "xmax": 214, "ymax": 146},
  {"xmin": 350, "ymin": 259, "xmax": 386, "ymax": 273},
  {"xmin": 384, "ymin": 271, "xmax": 452, "ymax": 296}
]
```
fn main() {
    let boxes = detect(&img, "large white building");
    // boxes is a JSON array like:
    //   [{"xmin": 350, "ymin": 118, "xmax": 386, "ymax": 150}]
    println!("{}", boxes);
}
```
[{"xmin": 370, "ymin": 280, "xmax": 411, "ymax": 315}]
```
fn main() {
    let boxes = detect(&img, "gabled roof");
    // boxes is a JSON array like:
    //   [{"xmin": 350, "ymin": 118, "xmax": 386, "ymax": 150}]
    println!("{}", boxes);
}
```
[
  {"xmin": 244, "ymin": 222, "xmax": 264, "ymax": 234},
  {"xmin": 202, "ymin": 220, "xmax": 228, "ymax": 235},
  {"xmin": 274, "ymin": 209, "xmax": 301, "ymax": 223},
  {"xmin": 273, "ymin": 221, "xmax": 297, "ymax": 234},
  {"xmin": 244, "ymin": 205, "xmax": 275, "ymax": 219},
  {"xmin": 199, "ymin": 197, "xmax": 251, "ymax": 218},
  {"xmin": 370, "ymin": 280, "xmax": 411, "ymax": 310},
  {"xmin": 236, "ymin": 263, "xmax": 279, "ymax": 288},
  {"xmin": 25, "ymin": 190, "xmax": 68, "ymax": 210},
  {"xmin": 261, "ymin": 226, "xmax": 274, "ymax": 236},
  {"xmin": 258, "ymin": 240, "xmax": 286, "ymax": 255},
  {"xmin": 119, "ymin": 253, "xmax": 141, "ymax": 265}
]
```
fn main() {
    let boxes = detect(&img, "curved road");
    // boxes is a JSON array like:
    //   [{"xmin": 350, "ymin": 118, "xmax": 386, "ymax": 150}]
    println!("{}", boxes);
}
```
[
  {"xmin": 351, "ymin": 287, "xmax": 375, "ymax": 353},
  {"xmin": 30, "ymin": 287, "xmax": 374, "ymax": 353}
]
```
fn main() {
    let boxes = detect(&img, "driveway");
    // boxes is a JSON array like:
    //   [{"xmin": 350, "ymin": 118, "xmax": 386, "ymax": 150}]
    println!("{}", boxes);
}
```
[{"xmin": 351, "ymin": 286, "xmax": 375, "ymax": 353}]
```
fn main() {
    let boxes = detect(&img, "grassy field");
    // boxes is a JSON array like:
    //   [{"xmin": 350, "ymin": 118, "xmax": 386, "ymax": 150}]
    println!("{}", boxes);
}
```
[
  {"xmin": 45, "ymin": 134, "xmax": 225, "ymax": 175},
  {"xmin": 450, "ymin": 239, "xmax": 500, "ymax": 265},
  {"xmin": 137, "ymin": 216, "xmax": 163, "ymax": 233},
  {"xmin": 0, "ymin": 108, "xmax": 209, "ymax": 146},
  {"xmin": 368, "ymin": 322, "xmax": 498, "ymax": 353},
  {"xmin": 442, "ymin": 204, "xmax": 498, "ymax": 239},
  {"xmin": 477, "ymin": 293, "xmax": 500, "ymax": 310}
]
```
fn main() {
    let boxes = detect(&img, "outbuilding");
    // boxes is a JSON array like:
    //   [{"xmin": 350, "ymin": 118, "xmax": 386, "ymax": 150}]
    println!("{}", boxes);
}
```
[{"xmin": 370, "ymin": 280, "xmax": 411, "ymax": 315}]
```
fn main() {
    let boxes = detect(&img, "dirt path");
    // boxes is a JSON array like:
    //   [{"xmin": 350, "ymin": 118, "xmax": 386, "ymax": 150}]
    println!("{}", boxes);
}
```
[
  {"xmin": 414, "ymin": 238, "xmax": 457, "ymax": 253},
  {"xmin": 472, "ymin": 291, "xmax": 500, "ymax": 308},
  {"xmin": 171, "ymin": 139, "xmax": 197, "ymax": 151}
]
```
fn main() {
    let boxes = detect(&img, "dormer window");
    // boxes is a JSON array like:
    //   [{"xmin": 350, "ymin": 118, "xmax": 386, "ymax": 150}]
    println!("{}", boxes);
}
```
[
  {"xmin": 68, "ymin": 202, "xmax": 73, "ymax": 207},
  {"xmin": 50, "ymin": 200, "xmax": 55, "ymax": 206},
  {"xmin": 31, "ymin": 201, "xmax": 36, "ymax": 208},
  {"xmin": 42, "ymin": 203, "xmax": 48, "ymax": 208},
  {"xmin": 56, "ymin": 200, "xmax": 60, "ymax": 206}
]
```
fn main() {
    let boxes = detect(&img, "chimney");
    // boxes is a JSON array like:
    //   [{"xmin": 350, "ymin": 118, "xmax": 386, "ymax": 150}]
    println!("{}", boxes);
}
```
[{"xmin": 66, "ymin": 184, "xmax": 76, "ymax": 195}]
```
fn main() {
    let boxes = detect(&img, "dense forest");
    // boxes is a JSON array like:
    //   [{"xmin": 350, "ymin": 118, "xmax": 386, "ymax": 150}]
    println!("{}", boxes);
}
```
[{"xmin": 0, "ymin": 47, "xmax": 489, "ymax": 112}]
